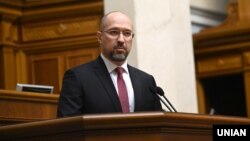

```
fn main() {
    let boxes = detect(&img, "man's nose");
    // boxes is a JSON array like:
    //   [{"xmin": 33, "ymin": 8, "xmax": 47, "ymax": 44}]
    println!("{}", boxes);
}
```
[{"xmin": 117, "ymin": 32, "xmax": 125, "ymax": 42}]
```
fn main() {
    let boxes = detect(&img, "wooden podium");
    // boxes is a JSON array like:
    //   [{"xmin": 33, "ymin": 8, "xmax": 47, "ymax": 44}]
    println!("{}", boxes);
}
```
[{"xmin": 1, "ymin": 112, "xmax": 250, "ymax": 141}]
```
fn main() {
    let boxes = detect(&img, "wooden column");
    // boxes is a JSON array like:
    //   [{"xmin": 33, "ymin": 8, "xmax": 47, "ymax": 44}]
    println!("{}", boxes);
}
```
[{"xmin": 0, "ymin": 14, "xmax": 19, "ymax": 90}]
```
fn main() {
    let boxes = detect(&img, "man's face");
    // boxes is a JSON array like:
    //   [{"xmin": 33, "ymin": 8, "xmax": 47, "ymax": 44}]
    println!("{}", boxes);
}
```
[{"xmin": 97, "ymin": 12, "xmax": 133, "ymax": 65}]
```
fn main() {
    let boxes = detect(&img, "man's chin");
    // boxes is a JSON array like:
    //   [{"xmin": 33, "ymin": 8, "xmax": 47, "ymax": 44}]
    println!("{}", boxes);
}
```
[{"xmin": 111, "ymin": 54, "xmax": 127, "ymax": 62}]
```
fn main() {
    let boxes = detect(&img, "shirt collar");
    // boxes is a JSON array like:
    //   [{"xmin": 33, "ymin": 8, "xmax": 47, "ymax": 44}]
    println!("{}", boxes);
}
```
[{"xmin": 101, "ymin": 53, "xmax": 129, "ymax": 74}]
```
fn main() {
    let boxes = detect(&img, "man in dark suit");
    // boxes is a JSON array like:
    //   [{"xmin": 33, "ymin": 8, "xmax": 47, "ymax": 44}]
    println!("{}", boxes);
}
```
[{"xmin": 57, "ymin": 11, "xmax": 162, "ymax": 117}]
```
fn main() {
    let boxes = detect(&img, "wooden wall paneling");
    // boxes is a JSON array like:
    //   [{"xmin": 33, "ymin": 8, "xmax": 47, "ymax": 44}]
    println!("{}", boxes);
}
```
[
  {"xmin": 0, "ymin": 0, "xmax": 103, "ymax": 125},
  {"xmin": 193, "ymin": 1, "xmax": 250, "ymax": 117},
  {"xmin": 238, "ymin": 0, "xmax": 250, "ymax": 23},
  {"xmin": 0, "ymin": 0, "xmax": 103, "ymax": 92},
  {"xmin": 29, "ymin": 55, "xmax": 64, "ymax": 94},
  {"xmin": 196, "ymin": 79, "xmax": 207, "ymax": 114},
  {"xmin": 18, "ymin": 3, "xmax": 102, "ymax": 94},
  {"xmin": 26, "ymin": 45, "xmax": 100, "ymax": 94},
  {"xmin": 21, "ymin": 15, "xmax": 100, "ymax": 43},
  {"xmin": 243, "ymin": 72, "xmax": 250, "ymax": 117},
  {"xmin": 197, "ymin": 54, "xmax": 242, "ymax": 74},
  {"xmin": 194, "ymin": 44, "xmax": 248, "ymax": 117},
  {"xmin": 0, "ymin": 15, "xmax": 19, "ymax": 45},
  {"xmin": 16, "ymin": 50, "xmax": 28, "ymax": 83},
  {"xmin": 243, "ymin": 52, "xmax": 250, "ymax": 117},
  {"xmin": 0, "ymin": 46, "xmax": 4, "ymax": 88},
  {"xmin": 66, "ymin": 47, "xmax": 100, "ymax": 69}
]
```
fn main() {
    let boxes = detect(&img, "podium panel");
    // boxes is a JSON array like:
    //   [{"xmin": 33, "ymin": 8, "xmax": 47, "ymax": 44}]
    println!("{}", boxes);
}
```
[{"xmin": 1, "ymin": 112, "xmax": 250, "ymax": 141}]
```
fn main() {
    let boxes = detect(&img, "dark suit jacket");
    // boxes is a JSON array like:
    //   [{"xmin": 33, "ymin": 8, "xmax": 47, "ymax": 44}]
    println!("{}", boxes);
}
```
[{"xmin": 57, "ymin": 56, "xmax": 162, "ymax": 117}]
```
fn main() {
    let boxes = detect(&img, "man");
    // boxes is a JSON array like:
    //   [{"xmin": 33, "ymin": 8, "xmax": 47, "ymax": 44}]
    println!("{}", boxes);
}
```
[{"xmin": 57, "ymin": 11, "xmax": 162, "ymax": 117}]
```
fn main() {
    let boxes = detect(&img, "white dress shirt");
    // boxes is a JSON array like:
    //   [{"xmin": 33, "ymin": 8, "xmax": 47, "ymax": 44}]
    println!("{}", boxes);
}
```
[{"xmin": 101, "ymin": 54, "xmax": 135, "ymax": 112}]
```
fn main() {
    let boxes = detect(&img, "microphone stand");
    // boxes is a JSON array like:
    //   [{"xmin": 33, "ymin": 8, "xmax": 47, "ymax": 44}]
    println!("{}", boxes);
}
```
[
  {"xmin": 161, "ymin": 94, "xmax": 177, "ymax": 112},
  {"xmin": 151, "ymin": 86, "xmax": 177, "ymax": 112},
  {"xmin": 155, "ymin": 94, "xmax": 173, "ymax": 112}
]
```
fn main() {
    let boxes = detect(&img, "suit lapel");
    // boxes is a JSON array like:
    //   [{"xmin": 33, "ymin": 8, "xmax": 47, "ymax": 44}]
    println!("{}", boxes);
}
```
[
  {"xmin": 128, "ymin": 66, "xmax": 142, "ymax": 111},
  {"xmin": 92, "ymin": 56, "xmax": 122, "ymax": 112}
]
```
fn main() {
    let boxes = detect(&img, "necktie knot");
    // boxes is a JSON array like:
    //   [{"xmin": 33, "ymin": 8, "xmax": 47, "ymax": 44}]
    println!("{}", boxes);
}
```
[{"xmin": 116, "ymin": 67, "xmax": 124, "ymax": 77}]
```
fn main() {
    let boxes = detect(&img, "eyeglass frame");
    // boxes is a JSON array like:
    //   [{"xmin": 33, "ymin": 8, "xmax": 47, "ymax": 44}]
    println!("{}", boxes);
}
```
[{"xmin": 101, "ymin": 29, "xmax": 135, "ymax": 39}]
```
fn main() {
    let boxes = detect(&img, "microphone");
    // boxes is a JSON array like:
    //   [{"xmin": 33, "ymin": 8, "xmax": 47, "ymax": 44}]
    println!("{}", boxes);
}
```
[
  {"xmin": 155, "ymin": 87, "xmax": 177, "ymax": 112},
  {"xmin": 150, "ymin": 86, "xmax": 177, "ymax": 112}
]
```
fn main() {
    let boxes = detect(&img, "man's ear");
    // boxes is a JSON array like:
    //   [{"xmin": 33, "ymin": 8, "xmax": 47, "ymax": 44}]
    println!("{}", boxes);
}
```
[{"xmin": 97, "ymin": 31, "xmax": 102, "ymax": 43}]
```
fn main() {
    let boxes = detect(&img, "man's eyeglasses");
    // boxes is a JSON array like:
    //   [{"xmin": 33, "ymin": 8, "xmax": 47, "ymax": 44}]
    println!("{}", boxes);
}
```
[{"xmin": 102, "ymin": 29, "xmax": 134, "ymax": 39}]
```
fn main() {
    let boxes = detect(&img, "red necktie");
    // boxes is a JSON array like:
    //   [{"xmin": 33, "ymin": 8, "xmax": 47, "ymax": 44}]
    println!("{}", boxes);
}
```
[{"xmin": 116, "ymin": 67, "xmax": 129, "ymax": 113}]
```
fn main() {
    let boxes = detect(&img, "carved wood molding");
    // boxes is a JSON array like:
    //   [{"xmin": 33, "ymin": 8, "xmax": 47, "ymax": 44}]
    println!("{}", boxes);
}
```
[
  {"xmin": 195, "ymin": 0, "xmax": 250, "ymax": 35},
  {"xmin": 21, "ymin": 16, "xmax": 99, "ymax": 42},
  {"xmin": 0, "ymin": 89, "xmax": 59, "ymax": 103},
  {"xmin": 0, "ymin": 0, "xmax": 103, "ymax": 48}
]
